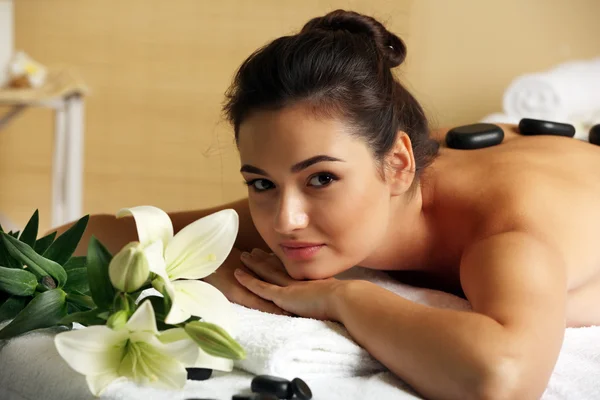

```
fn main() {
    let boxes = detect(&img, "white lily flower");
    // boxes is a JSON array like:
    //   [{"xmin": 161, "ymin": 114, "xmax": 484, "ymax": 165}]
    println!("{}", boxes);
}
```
[
  {"xmin": 55, "ymin": 301, "xmax": 198, "ymax": 396},
  {"xmin": 116, "ymin": 206, "xmax": 238, "ymax": 326}
]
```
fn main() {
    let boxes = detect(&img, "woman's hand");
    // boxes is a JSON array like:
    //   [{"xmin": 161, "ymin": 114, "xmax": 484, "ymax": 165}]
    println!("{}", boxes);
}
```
[
  {"xmin": 203, "ymin": 247, "xmax": 291, "ymax": 316},
  {"xmin": 235, "ymin": 248, "xmax": 345, "ymax": 320}
]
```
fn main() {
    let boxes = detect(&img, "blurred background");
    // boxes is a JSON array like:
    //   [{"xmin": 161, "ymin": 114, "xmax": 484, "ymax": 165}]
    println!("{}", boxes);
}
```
[{"xmin": 0, "ymin": 0, "xmax": 599, "ymax": 232}]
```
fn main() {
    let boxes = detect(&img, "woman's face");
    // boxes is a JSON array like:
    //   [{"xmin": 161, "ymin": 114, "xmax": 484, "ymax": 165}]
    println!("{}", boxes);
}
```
[{"xmin": 237, "ymin": 104, "xmax": 394, "ymax": 279}]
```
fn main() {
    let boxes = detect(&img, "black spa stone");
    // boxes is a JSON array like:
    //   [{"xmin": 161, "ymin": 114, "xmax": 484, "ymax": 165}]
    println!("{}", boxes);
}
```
[
  {"xmin": 232, "ymin": 395, "xmax": 278, "ymax": 400},
  {"xmin": 445, "ymin": 123, "xmax": 504, "ymax": 149},
  {"xmin": 254, "ymin": 394, "xmax": 279, "ymax": 400},
  {"xmin": 589, "ymin": 124, "xmax": 600, "ymax": 145},
  {"xmin": 291, "ymin": 377, "xmax": 313, "ymax": 400},
  {"xmin": 518, "ymin": 118, "xmax": 575, "ymax": 137},
  {"xmin": 186, "ymin": 368, "xmax": 213, "ymax": 381},
  {"xmin": 250, "ymin": 374, "xmax": 294, "ymax": 398}
]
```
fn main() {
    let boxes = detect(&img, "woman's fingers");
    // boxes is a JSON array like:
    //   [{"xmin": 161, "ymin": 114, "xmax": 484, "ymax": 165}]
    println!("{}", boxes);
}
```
[
  {"xmin": 240, "ymin": 249, "xmax": 292, "ymax": 286},
  {"xmin": 201, "ymin": 248, "xmax": 291, "ymax": 315},
  {"xmin": 234, "ymin": 268, "xmax": 277, "ymax": 301}
]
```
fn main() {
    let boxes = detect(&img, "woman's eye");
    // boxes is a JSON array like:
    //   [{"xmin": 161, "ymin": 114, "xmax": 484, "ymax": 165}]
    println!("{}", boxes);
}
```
[
  {"xmin": 308, "ymin": 173, "xmax": 337, "ymax": 188},
  {"xmin": 246, "ymin": 179, "xmax": 274, "ymax": 192}
]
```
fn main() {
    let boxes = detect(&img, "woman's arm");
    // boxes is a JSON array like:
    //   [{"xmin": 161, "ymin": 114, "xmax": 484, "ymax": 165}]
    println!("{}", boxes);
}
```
[
  {"xmin": 53, "ymin": 197, "xmax": 268, "ymax": 256},
  {"xmin": 330, "ymin": 231, "xmax": 566, "ymax": 400}
]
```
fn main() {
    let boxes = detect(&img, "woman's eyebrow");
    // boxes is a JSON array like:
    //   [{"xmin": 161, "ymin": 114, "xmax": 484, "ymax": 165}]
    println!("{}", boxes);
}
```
[{"xmin": 240, "ymin": 155, "xmax": 345, "ymax": 176}]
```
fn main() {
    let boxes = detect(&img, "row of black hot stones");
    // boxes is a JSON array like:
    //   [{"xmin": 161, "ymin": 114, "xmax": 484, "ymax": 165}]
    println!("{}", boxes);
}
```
[
  {"xmin": 445, "ymin": 118, "xmax": 600, "ymax": 150},
  {"xmin": 186, "ymin": 369, "xmax": 312, "ymax": 400}
]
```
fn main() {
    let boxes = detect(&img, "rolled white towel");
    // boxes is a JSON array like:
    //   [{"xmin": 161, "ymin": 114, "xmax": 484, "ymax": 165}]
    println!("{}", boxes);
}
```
[{"xmin": 503, "ymin": 57, "xmax": 600, "ymax": 121}]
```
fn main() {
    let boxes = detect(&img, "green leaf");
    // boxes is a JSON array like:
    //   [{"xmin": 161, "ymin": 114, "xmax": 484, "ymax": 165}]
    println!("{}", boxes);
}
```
[
  {"xmin": 59, "ymin": 308, "xmax": 107, "ymax": 326},
  {"xmin": 67, "ymin": 302, "xmax": 83, "ymax": 314},
  {"xmin": 43, "ymin": 215, "xmax": 89, "ymax": 266},
  {"xmin": 0, "ymin": 289, "xmax": 67, "ymax": 339},
  {"xmin": 34, "ymin": 231, "xmax": 57, "ymax": 255},
  {"xmin": 0, "ymin": 266, "xmax": 37, "ymax": 296},
  {"xmin": 19, "ymin": 210, "xmax": 39, "ymax": 248},
  {"xmin": 0, "ymin": 296, "xmax": 28, "ymax": 323},
  {"xmin": 0, "ymin": 232, "xmax": 21, "ymax": 269},
  {"xmin": 63, "ymin": 256, "xmax": 89, "ymax": 294},
  {"xmin": 1, "ymin": 233, "xmax": 67, "ymax": 287},
  {"xmin": 9, "ymin": 231, "xmax": 20, "ymax": 239},
  {"xmin": 64, "ymin": 256, "xmax": 87, "ymax": 271},
  {"xmin": 66, "ymin": 290, "xmax": 95, "ymax": 310},
  {"xmin": 86, "ymin": 236, "xmax": 115, "ymax": 310}
]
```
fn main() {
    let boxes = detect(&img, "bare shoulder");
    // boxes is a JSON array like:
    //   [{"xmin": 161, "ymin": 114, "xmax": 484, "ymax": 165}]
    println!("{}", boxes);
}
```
[{"xmin": 430, "ymin": 135, "xmax": 600, "ymax": 290}]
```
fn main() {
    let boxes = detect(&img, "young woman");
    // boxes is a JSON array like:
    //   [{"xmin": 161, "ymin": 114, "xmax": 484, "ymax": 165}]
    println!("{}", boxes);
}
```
[{"xmin": 65, "ymin": 10, "xmax": 600, "ymax": 400}]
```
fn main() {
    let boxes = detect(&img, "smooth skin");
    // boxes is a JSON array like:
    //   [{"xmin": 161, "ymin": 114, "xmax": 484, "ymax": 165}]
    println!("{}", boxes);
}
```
[{"xmin": 60, "ymin": 106, "xmax": 600, "ymax": 399}]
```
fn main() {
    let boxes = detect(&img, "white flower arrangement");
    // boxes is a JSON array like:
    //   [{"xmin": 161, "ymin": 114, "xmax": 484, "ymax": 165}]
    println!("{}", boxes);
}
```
[{"xmin": 0, "ymin": 206, "xmax": 245, "ymax": 396}]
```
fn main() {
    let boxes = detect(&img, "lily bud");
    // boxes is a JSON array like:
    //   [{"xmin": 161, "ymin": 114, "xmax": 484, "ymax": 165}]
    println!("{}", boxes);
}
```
[
  {"xmin": 184, "ymin": 321, "xmax": 246, "ymax": 360},
  {"xmin": 108, "ymin": 242, "xmax": 150, "ymax": 293},
  {"xmin": 106, "ymin": 310, "xmax": 129, "ymax": 330}
]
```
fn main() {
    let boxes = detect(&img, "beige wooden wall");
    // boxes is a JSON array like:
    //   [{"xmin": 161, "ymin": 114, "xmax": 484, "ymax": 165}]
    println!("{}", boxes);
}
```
[{"xmin": 1, "ymin": 0, "xmax": 599, "ymax": 231}]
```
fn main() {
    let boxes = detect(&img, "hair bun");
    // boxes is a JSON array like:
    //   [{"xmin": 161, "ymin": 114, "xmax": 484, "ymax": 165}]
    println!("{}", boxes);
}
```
[{"xmin": 301, "ymin": 9, "xmax": 407, "ymax": 68}]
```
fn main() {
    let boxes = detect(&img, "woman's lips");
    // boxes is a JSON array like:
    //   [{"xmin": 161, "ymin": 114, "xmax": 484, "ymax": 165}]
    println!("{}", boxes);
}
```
[{"xmin": 280, "ymin": 244, "xmax": 325, "ymax": 261}]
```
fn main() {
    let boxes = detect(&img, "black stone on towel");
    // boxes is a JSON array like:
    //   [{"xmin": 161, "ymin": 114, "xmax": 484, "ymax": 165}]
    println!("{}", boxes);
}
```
[
  {"xmin": 291, "ymin": 377, "xmax": 313, "ymax": 400},
  {"xmin": 589, "ymin": 124, "xmax": 600, "ymax": 145},
  {"xmin": 186, "ymin": 368, "xmax": 213, "ymax": 381},
  {"xmin": 251, "ymin": 374, "xmax": 294, "ymax": 399},
  {"xmin": 254, "ymin": 394, "xmax": 279, "ymax": 400},
  {"xmin": 518, "ymin": 118, "xmax": 575, "ymax": 137}
]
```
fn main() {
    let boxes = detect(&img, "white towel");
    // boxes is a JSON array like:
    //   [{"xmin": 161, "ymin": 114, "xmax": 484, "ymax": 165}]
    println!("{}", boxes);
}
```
[
  {"xmin": 2, "ymin": 266, "xmax": 600, "ymax": 400},
  {"xmin": 233, "ymin": 267, "xmax": 471, "ymax": 380},
  {"xmin": 0, "ymin": 327, "xmax": 420, "ymax": 400},
  {"xmin": 502, "ymin": 57, "xmax": 600, "ymax": 121},
  {"xmin": 232, "ymin": 305, "xmax": 384, "ymax": 379}
]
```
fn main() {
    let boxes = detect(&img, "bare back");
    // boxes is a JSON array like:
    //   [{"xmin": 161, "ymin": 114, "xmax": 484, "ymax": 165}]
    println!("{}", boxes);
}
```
[{"xmin": 421, "ymin": 132, "xmax": 600, "ymax": 327}]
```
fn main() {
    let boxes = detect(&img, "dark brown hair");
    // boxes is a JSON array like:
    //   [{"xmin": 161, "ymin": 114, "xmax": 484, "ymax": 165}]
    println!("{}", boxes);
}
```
[{"xmin": 223, "ymin": 9, "xmax": 439, "ymax": 179}]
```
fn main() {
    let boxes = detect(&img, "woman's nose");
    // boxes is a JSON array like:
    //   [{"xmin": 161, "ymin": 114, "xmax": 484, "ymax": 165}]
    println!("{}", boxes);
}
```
[{"xmin": 273, "ymin": 194, "xmax": 309, "ymax": 234}]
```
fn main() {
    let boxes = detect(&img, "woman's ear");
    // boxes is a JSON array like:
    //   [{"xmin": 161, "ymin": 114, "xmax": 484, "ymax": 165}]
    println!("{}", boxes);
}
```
[{"xmin": 384, "ymin": 132, "xmax": 416, "ymax": 196}]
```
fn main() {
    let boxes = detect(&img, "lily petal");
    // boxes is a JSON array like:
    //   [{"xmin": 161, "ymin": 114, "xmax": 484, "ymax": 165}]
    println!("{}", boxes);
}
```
[
  {"xmin": 144, "ymin": 240, "xmax": 170, "ymax": 283},
  {"xmin": 54, "ymin": 326, "xmax": 128, "ymax": 376},
  {"xmin": 164, "ymin": 280, "xmax": 235, "ymax": 331},
  {"xmin": 126, "ymin": 300, "xmax": 158, "ymax": 334},
  {"xmin": 118, "ymin": 339, "xmax": 187, "ymax": 390},
  {"xmin": 165, "ymin": 209, "xmax": 238, "ymax": 280},
  {"xmin": 157, "ymin": 328, "xmax": 199, "ymax": 367},
  {"xmin": 117, "ymin": 206, "xmax": 174, "ymax": 250},
  {"xmin": 86, "ymin": 371, "xmax": 124, "ymax": 397}
]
